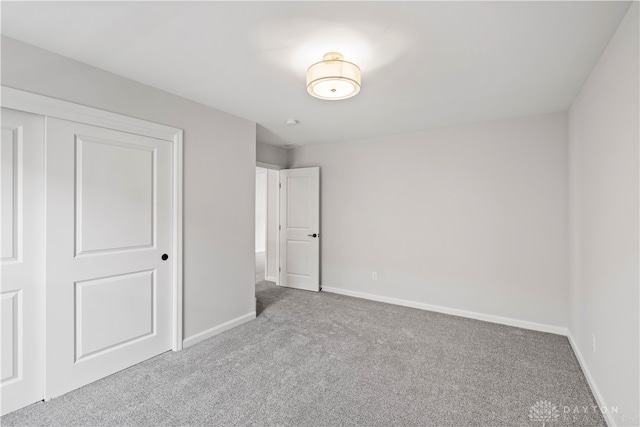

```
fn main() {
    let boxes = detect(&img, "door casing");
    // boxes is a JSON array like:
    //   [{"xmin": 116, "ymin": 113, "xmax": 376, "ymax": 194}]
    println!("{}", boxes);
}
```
[{"xmin": 256, "ymin": 162, "xmax": 281, "ymax": 286}]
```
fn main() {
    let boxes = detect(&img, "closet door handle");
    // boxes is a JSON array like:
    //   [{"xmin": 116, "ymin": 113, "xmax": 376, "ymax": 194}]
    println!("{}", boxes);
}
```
[{"xmin": 307, "ymin": 233, "xmax": 318, "ymax": 238}]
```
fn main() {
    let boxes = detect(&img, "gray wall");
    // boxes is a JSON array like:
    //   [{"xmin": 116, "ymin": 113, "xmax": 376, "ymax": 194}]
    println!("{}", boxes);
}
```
[
  {"xmin": 1, "ymin": 37, "xmax": 257, "ymax": 340},
  {"xmin": 256, "ymin": 141, "xmax": 287, "ymax": 167},
  {"xmin": 290, "ymin": 112, "xmax": 569, "ymax": 329},
  {"xmin": 568, "ymin": 2, "xmax": 639, "ymax": 424}
]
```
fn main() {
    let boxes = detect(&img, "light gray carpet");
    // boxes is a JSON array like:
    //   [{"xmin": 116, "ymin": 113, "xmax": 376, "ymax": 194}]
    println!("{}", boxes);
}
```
[{"xmin": 2, "ymin": 281, "xmax": 604, "ymax": 426}]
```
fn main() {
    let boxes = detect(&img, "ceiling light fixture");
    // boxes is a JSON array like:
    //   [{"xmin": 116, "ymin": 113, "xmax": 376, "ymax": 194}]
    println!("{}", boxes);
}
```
[{"xmin": 306, "ymin": 52, "xmax": 361, "ymax": 100}]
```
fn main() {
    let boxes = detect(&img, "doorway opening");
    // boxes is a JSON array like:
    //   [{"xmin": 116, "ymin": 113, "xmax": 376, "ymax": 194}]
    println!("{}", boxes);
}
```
[
  {"xmin": 255, "ymin": 166, "xmax": 279, "ymax": 286},
  {"xmin": 255, "ymin": 164, "xmax": 321, "ymax": 296}
]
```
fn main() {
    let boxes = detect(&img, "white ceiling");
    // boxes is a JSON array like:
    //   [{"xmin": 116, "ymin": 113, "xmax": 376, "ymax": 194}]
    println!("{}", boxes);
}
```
[{"xmin": 1, "ymin": 1, "xmax": 631, "ymax": 147}]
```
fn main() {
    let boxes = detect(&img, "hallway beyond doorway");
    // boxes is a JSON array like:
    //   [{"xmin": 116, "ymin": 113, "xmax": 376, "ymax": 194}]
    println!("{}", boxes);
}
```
[{"xmin": 255, "ymin": 251, "xmax": 265, "ymax": 283}]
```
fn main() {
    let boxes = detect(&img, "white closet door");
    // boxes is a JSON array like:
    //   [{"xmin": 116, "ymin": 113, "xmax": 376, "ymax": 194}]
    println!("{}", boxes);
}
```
[
  {"xmin": 279, "ymin": 167, "xmax": 320, "ymax": 292},
  {"xmin": 45, "ymin": 117, "xmax": 173, "ymax": 398},
  {"xmin": 0, "ymin": 108, "xmax": 45, "ymax": 415}
]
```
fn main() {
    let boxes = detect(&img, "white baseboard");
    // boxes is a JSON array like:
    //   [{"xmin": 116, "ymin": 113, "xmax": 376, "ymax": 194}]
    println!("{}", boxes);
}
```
[
  {"xmin": 567, "ymin": 332, "xmax": 615, "ymax": 427},
  {"xmin": 321, "ymin": 286, "xmax": 567, "ymax": 336},
  {"xmin": 183, "ymin": 311, "xmax": 256, "ymax": 348},
  {"xmin": 265, "ymin": 275, "xmax": 278, "ymax": 282}
]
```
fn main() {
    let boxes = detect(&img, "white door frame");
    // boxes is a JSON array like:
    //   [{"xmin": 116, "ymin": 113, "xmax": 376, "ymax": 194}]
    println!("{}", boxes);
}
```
[
  {"xmin": 255, "ymin": 166, "xmax": 267, "ymax": 259},
  {"xmin": 256, "ymin": 161, "xmax": 282, "ymax": 171},
  {"xmin": 1, "ymin": 86, "xmax": 184, "ymax": 353},
  {"xmin": 256, "ymin": 162, "xmax": 281, "ymax": 285}
]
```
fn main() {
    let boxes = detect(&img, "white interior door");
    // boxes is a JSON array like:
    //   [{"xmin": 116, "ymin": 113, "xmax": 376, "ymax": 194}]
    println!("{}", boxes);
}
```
[
  {"xmin": 279, "ymin": 167, "xmax": 320, "ymax": 292},
  {"xmin": 46, "ymin": 117, "xmax": 173, "ymax": 398},
  {"xmin": 0, "ymin": 108, "xmax": 45, "ymax": 415}
]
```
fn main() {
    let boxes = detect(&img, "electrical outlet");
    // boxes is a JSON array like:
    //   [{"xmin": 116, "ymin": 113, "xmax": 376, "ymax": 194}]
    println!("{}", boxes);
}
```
[
  {"xmin": 592, "ymin": 335, "xmax": 596, "ymax": 353},
  {"xmin": 372, "ymin": 272, "xmax": 377, "ymax": 280}
]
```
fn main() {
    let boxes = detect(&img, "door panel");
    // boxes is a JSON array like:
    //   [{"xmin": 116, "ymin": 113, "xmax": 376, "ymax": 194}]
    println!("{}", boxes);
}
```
[
  {"xmin": 1, "ymin": 127, "xmax": 17, "ymax": 260},
  {"xmin": 0, "ymin": 108, "xmax": 45, "ymax": 415},
  {"xmin": 286, "ymin": 175, "xmax": 310, "ymax": 228},
  {"xmin": 75, "ymin": 270, "xmax": 155, "ymax": 360},
  {"xmin": 46, "ymin": 118, "xmax": 172, "ymax": 398},
  {"xmin": 279, "ymin": 167, "xmax": 319, "ymax": 291},
  {"xmin": 75, "ymin": 136, "xmax": 154, "ymax": 254},
  {"xmin": 0, "ymin": 292, "xmax": 18, "ymax": 383}
]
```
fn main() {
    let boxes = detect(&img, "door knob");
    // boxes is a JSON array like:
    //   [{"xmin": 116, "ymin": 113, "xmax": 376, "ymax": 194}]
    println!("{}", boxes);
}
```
[
  {"xmin": 307, "ymin": 233, "xmax": 318, "ymax": 238},
  {"xmin": 161, "ymin": 254, "xmax": 168, "ymax": 261}
]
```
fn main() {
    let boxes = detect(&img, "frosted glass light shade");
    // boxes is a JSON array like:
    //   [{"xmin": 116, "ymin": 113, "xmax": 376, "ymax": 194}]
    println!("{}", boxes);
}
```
[{"xmin": 306, "ymin": 52, "xmax": 361, "ymax": 100}]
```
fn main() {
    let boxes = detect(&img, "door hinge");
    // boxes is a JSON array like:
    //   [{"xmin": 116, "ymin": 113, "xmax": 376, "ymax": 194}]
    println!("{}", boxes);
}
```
[
  {"xmin": 279, "ymin": 225, "xmax": 281, "ymax": 230},
  {"xmin": 279, "ymin": 267, "xmax": 281, "ymax": 272},
  {"xmin": 279, "ymin": 183, "xmax": 282, "ymax": 189}
]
